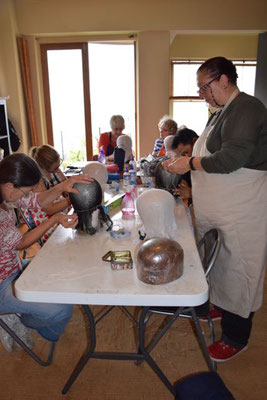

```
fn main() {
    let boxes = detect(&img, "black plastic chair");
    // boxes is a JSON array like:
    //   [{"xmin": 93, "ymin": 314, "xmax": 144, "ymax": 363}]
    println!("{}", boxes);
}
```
[
  {"xmin": 16, "ymin": 207, "xmax": 43, "ymax": 259},
  {"xmin": 136, "ymin": 229, "xmax": 222, "ymax": 369},
  {"xmin": 0, "ymin": 312, "xmax": 55, "ymax": 366}
]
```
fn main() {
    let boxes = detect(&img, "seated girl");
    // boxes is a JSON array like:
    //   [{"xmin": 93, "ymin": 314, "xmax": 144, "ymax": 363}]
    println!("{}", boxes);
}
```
[
  {"xmin": 0, "ymin": 153, "xmax": 92, "ymax": 348},
  {"xmin": 20, "ymin": 145, "xmax": 71, "ymax": 243}
]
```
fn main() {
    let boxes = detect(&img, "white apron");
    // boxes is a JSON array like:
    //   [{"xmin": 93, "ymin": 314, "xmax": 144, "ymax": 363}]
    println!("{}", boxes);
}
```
[{"xmin": 191, "ymin": 97, "xmax": 267, "ymax": 318}]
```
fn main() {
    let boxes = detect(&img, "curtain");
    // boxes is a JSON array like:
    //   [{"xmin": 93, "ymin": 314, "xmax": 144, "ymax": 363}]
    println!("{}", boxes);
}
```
[{"xmin": 17, "ymin": 37, "xmax": 38, "ymax": 146}]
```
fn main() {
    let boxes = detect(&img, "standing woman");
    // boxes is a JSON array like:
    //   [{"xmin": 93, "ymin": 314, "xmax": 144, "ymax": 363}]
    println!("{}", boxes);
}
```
[
  {"xmin": 163, "ymin": 57, "xmax": 267, "ymax": 362},
  {"xmin": 98, "ymin": 115, "xmax": 125, "ymax": 161},
  {"xmin": 0, "ymin": 153, "xmax": 92, "ymax": 346}
]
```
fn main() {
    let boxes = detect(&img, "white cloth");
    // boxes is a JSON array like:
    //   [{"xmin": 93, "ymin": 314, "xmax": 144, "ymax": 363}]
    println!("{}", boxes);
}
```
[{"xmin": 191, "ymin": 95, "xmax": 267, "ymax": 318}]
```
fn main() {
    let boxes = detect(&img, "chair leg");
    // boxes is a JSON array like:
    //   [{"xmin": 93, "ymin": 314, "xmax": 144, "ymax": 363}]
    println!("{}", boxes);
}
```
[
  {"xmin": 207, "ymin": 314, "xmax": 217, "ymax": 371},
  {"xmin": 0, "ymin": 318, "xmax": 55, "ymax": 366},
  {"xmin": 190, "ymin": 307, "xmax": 216, "ymax": 372},
  {"xmin": 207, "ymin": 314, "xmax": 216, "ymax": 343}
]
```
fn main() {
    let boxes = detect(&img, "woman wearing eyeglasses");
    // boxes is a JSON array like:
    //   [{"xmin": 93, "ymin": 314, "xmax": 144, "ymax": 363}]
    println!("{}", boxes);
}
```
[
  {"xmin": 163, "ymin": 57, "xmax": 267, "ymax": 363},
  {"xmin": 151, "ymin": 115, "xmax": 178, "ymax": 158},
  {"xmin": 0, "ymin": 153, "xmax": 92, "ymax": 350},
  {"xmin": 19, "ymin": 145, "xmax": 71, "ymax": 243}
]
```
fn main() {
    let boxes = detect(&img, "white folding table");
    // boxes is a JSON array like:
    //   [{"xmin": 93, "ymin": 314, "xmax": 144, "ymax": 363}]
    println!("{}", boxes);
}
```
[{"xmin": 15, "ymin": 198, "xmax": 213, "ymax": 396}]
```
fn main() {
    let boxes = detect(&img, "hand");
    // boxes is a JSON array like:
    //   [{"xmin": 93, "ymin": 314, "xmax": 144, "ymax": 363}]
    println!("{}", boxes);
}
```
[
  {"xmin": 162, "ymin": 156, "xmax": 190, "ymax": 174},
  {"xmin": 172, "ymin": 180, "xmax": 192, "ymax": 200},
  {"xmin": 55, "ymin": 213, "xmax": 79, "ymax": 228},
  {"xmin": 60, "ymin": 174, "xmax": 94, "ymax": 195}
]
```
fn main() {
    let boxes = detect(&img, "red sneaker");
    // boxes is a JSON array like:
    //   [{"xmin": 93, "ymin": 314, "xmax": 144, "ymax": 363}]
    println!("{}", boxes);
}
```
[
  {"xmin": 208, "ymin": 340, "xmax": 248, "ymax": 362},
  {"xmin": 199, "ymin": 309, "xmax": 223, "ymax": 322}
]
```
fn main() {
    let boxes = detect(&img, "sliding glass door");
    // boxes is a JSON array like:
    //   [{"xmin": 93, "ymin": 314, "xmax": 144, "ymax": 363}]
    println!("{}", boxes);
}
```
[{"xmin": 41, "ymin": 41, "xmax": 135, "ymax": 163}]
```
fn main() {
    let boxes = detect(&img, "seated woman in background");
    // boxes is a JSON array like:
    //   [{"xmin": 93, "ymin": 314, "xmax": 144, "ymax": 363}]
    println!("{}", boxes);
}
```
[
  {"xmin": 152, "ymin": 115, "xmax": 178, "ymax": 158},
  {"xmin": 0, "ymin": 153, "xmax": 91, "ymax": 349},
  {"xmin": 98, "ymin": 115, "xmax": 125, "ymax": 161},
  {"xmin": 21, "ymin": 145, "xmax": 72, "ymax": 242}
]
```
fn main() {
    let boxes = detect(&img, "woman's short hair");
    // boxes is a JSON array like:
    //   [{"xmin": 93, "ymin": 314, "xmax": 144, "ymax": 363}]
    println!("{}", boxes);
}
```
[
  {"xmin": 110, "ymin": 115, "xmax": 125, "ymax": 130},
  {"xmin": 198, "ymin": 57, "xmax": 238, "ymax": 85},
  {"xmin": 158, "ymin": 115, "xmax": 178, "ymax": 135},
  {"xmin": 30, "ymin": 144, "xmax": 60, "ymax": 171},
  {"xmin": 0, "ymin": 153, "xmax": 41, "ymax": 202}
]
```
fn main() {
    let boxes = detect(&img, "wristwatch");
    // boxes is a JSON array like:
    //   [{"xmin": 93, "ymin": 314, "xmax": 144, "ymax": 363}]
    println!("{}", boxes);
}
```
[{"xmin": 189, "ymin": 157, "xmax": 196, "ymax": 171}]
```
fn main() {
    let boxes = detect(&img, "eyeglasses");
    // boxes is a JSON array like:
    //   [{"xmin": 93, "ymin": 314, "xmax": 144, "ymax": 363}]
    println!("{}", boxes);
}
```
[
  {"xmin": 197, "ymin": 75, "xmax": 221, "ymax": 95},
  {"xmin": 48, "ymin": 158, "xmax": 63, "ymax": 173}
]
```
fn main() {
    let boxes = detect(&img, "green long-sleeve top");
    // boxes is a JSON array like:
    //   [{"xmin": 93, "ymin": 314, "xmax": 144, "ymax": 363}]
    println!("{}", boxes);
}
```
[{"xmin": 201, "ymin": 92, "xmax": 267, "ymax": 173}]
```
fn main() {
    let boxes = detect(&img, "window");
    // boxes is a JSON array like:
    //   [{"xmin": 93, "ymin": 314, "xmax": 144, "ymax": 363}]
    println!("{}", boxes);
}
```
[
  {"xmin": 88, "ymin": 43, "xmax": 136, "ymax": 155},
  {"xmin": 171, "ymin": 60, "xmax": 256, "ymax": 135},
  {"xmin": 41, "ymin": 41, "xmax": 135, "ymax": 163}
]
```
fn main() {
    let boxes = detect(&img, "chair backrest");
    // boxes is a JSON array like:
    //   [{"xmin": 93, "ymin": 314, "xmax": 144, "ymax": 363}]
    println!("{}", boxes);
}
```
[
  {"xmin": 197, "ymin": 229, "xmax": 221, "ymax": 278},
  {"xmin": 17, "ymin": 207, "xmax": 43, "ymax": 248}
]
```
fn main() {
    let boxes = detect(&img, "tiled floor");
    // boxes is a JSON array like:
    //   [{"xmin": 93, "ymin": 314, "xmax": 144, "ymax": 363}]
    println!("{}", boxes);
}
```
[{"xmin": 1, "ymin": 225, "xmax": 267, "ymax": 399}]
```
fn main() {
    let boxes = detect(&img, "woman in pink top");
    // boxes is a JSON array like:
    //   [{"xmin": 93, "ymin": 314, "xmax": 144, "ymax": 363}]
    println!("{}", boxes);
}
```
[{"xmin": 0, "ymin": 153, "xmax": 92, "ymax": 343}]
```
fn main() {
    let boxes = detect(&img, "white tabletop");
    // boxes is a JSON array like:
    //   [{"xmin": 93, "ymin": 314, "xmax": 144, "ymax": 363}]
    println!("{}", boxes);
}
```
[{"xmin": 15, "ymin": 198, "xmax": 208, "ymax": 307}]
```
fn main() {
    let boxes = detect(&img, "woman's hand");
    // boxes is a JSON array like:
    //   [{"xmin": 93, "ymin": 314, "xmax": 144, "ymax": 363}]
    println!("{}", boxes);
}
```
[
  {"xmin": 54, "ymin": 213, "xmax": 79, "ymax": 228},
  {"xmin": 60, "ymin": 174, "xmax": 94, "ymax": 195},
  {"xmin": 162, "ymin": 157, "xmax": 190, "ymax": 174},
  {"xmin": 172, "ymin": 180, "xmax": 192, "ymax": 200}
]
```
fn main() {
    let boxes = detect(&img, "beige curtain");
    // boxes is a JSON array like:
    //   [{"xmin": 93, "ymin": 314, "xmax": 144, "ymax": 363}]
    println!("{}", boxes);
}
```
[{"xmin": 17, "ymin": 37, "xmax": 38, "ymax": 146}]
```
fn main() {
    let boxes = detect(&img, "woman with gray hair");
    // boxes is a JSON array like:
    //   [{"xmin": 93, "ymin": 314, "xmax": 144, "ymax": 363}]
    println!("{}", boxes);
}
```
[
  {"xmin": 152, "ymin": 115, "xmax": 178, "ymax": 158},
  {"xmin": 98, "ymin": 115, "xmax": 125, "ymax": 161}
]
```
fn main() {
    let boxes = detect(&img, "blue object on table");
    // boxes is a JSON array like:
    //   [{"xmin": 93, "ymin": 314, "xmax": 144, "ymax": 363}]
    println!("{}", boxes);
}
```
[
  {"xmin": 175, "ymin": 372, "xmax": 235, "ymax": 400},
  {"xmin": 108, "ymin": 173, "xmax": 121, "ymax": 181},
  {"xmin": 110, "ymin": 230, "xmax": 131, "ymax": 239}
]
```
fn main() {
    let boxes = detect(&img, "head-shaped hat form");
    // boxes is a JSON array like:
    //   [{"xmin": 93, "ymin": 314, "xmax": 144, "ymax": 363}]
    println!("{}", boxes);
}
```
[
  {"xmin": 83, "ymin": 161, "xmax": 108, "ymax": 186},
  {"xmin": 136, "ymin": 188, "xmax": 177, "ymax": 240},
  {"xmin": 136, "ymin": 237, "xmax": 184, "ymax": 284},
  {"xmin": 117, "ymin": 135, "xmax": 132, "ymax": 162}
]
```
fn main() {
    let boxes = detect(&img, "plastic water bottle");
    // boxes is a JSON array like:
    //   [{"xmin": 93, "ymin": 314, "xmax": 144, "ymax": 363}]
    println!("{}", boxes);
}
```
[
  {"xmin": 98, "ymin": 146, "xmax": 105, "ymax": 163},
  {"xmin": 121, "ymin": 187, "xmax": 135, "ymax": 217},
  {"xmin": 129, "ymin": 160, "xmax": 137, "ymax": 185},
  {"xmin": 123, "ymin": 165, "xmax": 130, "ymax": 187}
]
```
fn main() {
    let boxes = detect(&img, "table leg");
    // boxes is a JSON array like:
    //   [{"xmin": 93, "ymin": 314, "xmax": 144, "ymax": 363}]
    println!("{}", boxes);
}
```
[
  {"xmin": 138, "ymin": 307, "xmax": 176, "ymax": 396},
  {"xmin": 62, "ymin": 305, "xmax": 96, "ymax": 394},
  {"xmin": 62, "ymin": 305, "xmax": 177, "ymax": 397}
]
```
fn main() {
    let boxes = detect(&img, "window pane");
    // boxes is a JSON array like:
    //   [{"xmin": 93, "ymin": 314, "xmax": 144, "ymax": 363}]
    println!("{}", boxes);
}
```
[
  {"xmin": 47, "ymin": 49, "xmax": 86, "ymax": 162},
  {"xmin": 236, "ymin": 65, "xmax": 256, "ymax": 95},
  {"xmin": 173, "ymin": 63, "xmax": 202, "ymax": 96},
  {"xmin": 173, "ymin": 101, "xmax": 209, "ymax": 136},
  {"xmin": 171, "ymin": 60, "xmax": 257, "ymax": 136},
  {"xmin": 88, "ymin": 43, "xmax": 135, "ymax": 155}
]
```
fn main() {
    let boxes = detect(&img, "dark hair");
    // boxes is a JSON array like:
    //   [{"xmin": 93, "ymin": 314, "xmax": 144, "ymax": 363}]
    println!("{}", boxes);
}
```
[
  {"xmin": 198, "ymin": 57, "xmax": 238, "ymax": 85},
  {"xmin": 171, "ymin": 128, "xmax": 199, "ymax": 150},
  {"xmin": 0, "ymin": 153, "xmax": 41, "ymax": 202}
]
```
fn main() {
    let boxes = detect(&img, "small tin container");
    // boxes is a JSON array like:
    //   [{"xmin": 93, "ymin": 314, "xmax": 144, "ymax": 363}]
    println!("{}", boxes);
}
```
[
  {"xmin": 102, "ymin": 250, "xmax": 133, "ymax": 270},
  {"xmin": 111, "ymin": 251, "xmax": 133, "ymax": 270}
]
